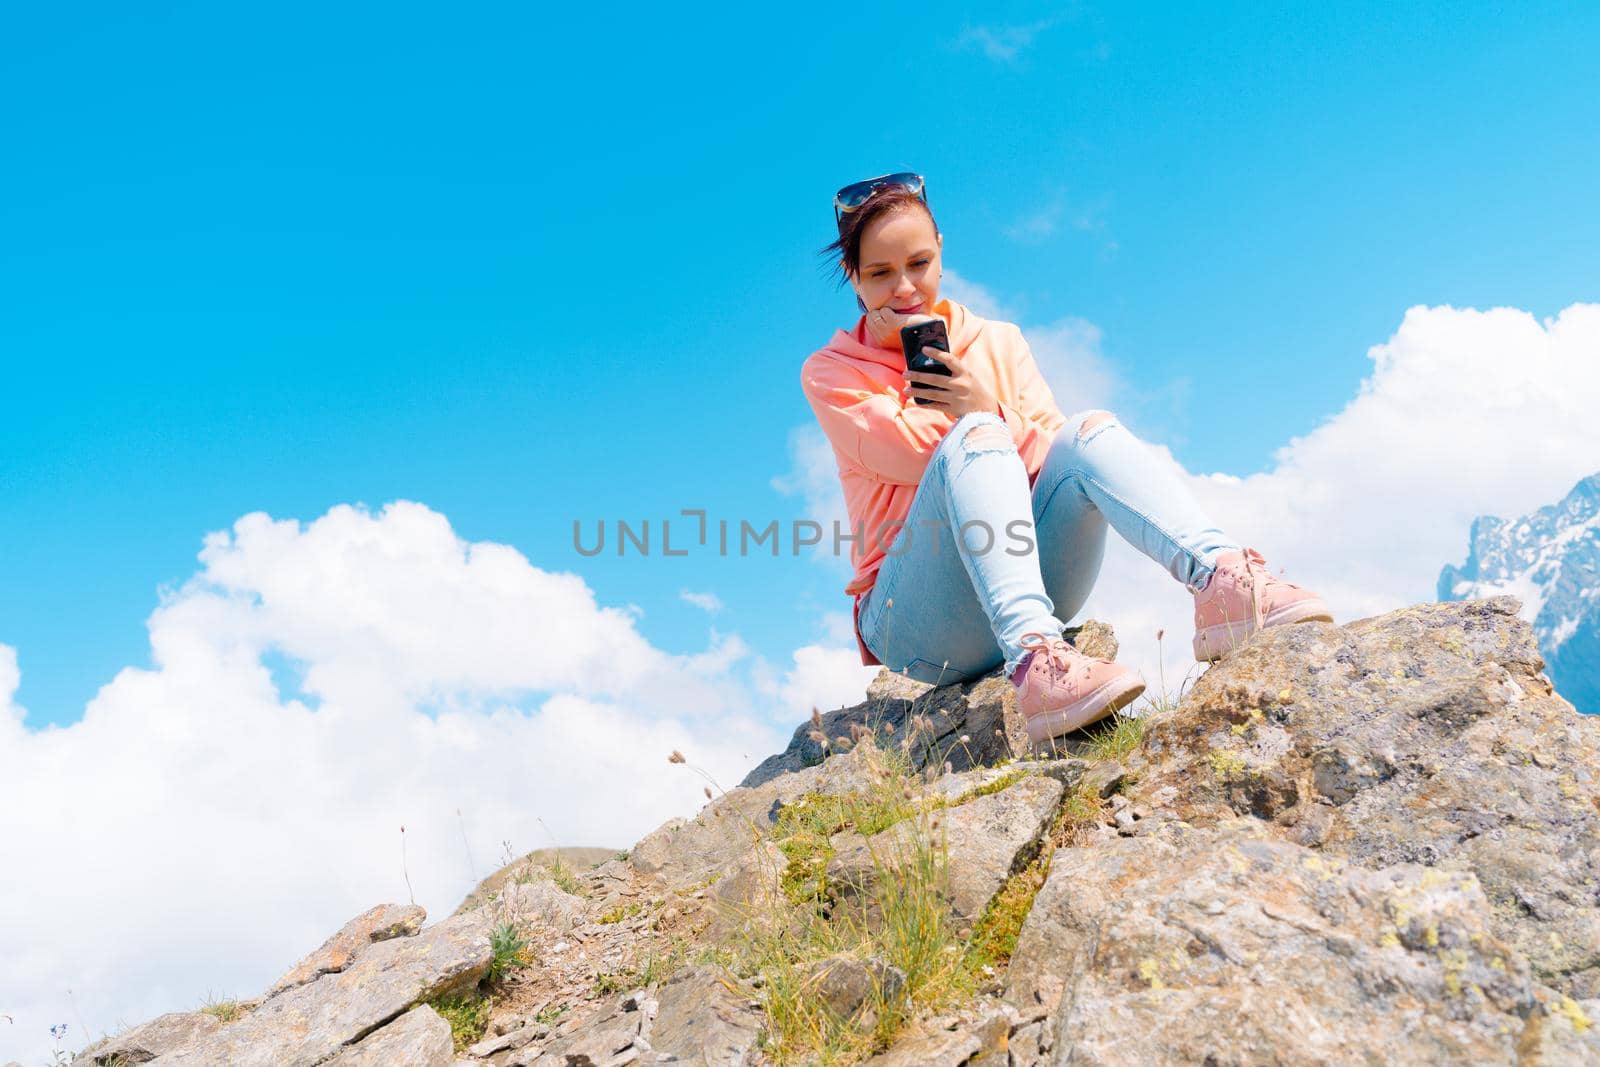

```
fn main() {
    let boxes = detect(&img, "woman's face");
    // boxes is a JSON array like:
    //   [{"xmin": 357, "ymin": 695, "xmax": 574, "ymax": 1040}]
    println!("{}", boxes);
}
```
[{"xmin": 847, "ymin": 208, "xmax": 943, "ymax": 317}]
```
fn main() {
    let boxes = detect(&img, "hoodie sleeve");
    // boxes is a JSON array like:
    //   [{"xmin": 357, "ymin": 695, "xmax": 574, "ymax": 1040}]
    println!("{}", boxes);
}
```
[
  {"xmin": 800, "ymin": 354, "xmax": 955, "ymax": 485},
  {"xmin": 992, "ymin": 324, "xmax": 1067, "ymax": 449}
]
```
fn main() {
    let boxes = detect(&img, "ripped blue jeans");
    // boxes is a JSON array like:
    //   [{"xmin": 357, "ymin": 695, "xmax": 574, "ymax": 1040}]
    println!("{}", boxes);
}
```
[{"xmin": 857, "ymin": 410, "xmax": 1241, "ymax": 684}]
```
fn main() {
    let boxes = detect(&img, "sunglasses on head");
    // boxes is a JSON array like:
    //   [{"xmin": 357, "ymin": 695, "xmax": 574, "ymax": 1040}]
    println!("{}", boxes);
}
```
[{"xmin": 833, "ymin": 172, "xmax": 927, "ymax": 229}]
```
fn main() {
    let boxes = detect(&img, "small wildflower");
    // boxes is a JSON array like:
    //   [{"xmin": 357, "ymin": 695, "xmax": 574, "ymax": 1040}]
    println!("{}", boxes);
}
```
[
  {"xmin": 703, "ymin": 787, "xmax": 713, "ymax": 799},
  {"xmin": 883, "ymin": 722, "xmax": 895, "ymax": 733},
  {"xmin": 1156, "ymin": 628, "xmax": 1165, "ymax": 642},
  {"xmin": 959, "ymin": 734, "xmax": 971, "ymax": 744},
  {"xmin": 808, "ymin": 729, "xmax": 830, "ymax": 750},
  {"xmin": 668, "ymin": 750, "xmax": 686, "ymax": 764},
  {"xmin": 810, "ymin": 706, "xmax": 823, "ymax": 729},
  {"xmin": 834, "ymin": 736, "xmax": 853, "ymax": 751}
]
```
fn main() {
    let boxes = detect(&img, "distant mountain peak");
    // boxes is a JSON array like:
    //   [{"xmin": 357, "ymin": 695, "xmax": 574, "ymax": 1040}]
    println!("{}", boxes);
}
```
[{"xmin": 1439, "ymin": 472, "xmax": 1600, "ymax": 712}]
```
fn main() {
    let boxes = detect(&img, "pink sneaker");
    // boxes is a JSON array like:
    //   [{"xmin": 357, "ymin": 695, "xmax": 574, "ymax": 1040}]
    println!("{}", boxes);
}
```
[
  {"xmin": 1192, "ymin": 548, "xmax": 1333, "ymax": 662},
  {"xmin": 1010, "ymin": 631, "xmax": 1146, "ymax": 743}
]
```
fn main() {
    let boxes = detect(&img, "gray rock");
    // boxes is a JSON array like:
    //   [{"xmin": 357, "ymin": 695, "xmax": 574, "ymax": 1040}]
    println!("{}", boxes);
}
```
[
  {"xmin": 153, "ymin": 910, "xmax": 494, "ymax": 1066},
  {"xmin": 496, "ymin": 878, "xmax": 587, "ymax": 931},
  {"xmin": 804, "ymin": 955, "xmax": 907, "ymax": 1020},
  {"xmin": 700, "ymin": 840, "xmax": 788, "ymax": 944},
  {"xmin": 268, "ymin": 903, "xmax": 427, "ymax": 996},
  {"xmin": 737, "ymin": 625, "xmax": 1117, "ymax": 789},
  {"xmin": 467, "ymin": 1020, "xmax": 546, "ymax": 1059},
  {"xmin": 649, "ymin": 964, "xmax": 763, "ymax": 1066},
  {"xmin": 866, "ymin": 669, "xmax": 935, "ymax": 704},
  {"xmin": 524, "ymin": 998, "xmax": 643, "ymax": 1067},
  {"xmin": 70, "ymin": 1012, "xmax": 219, "ymax": 1065},
  {"xmin": 1008, "ymin": 820, "xmax": 1543, "ymax": 1065},
  {"xmin": 1008, "ymin": 1020, "xmax": 1048, "ymax": 1066},
  {"xmin": 324, "ymin": 1004, "xmax": 454, "ymax": 1066},
  {"xmin": 1521, "ymin": 996, "xmax": 1600, "ymax": 1065},
  {"xmin": 1080, "ymin": 761, "xmax": 1125, "ymax": 799},
  {"xmin": 862, "ymin": 1022, "xmax": 981, "ymax": 1066},
  {"xmin": 828, "ymin": 774, "xmax": 1063, "ymax": 921},
  {"xmin": 1134, "ymin": 596, "xmax": 1600, "ymax": 998},
  {"xmin": 967, "ymin": 1007, "xmax": 1013, "ymax": 1067},
  {"xmin": 631, "ymin": 745, "xmax": 880, "ymax": 891}
]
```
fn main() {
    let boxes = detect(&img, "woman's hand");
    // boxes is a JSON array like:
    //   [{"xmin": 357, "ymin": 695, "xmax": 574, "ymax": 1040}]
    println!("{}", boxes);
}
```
[
  {"xmin": 862, "ymin": 306, "xmax": 932, "ymax": 350},
  {"xmin": 903, "ymin": 346, "xmax": 997, "ymax": 419}
]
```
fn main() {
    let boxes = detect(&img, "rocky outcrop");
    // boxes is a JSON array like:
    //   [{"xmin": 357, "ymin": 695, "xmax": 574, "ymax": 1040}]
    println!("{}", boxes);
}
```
[
  {"xmin": 742, "ymin": 622, "xmax": 1120, "ymax": 788},
  {"xmin": 827, "ymin": 773, "xmax": 1065, "ymax": 921},
  {"xmin": 268, "ymin": 902, "xmax": 427, "ymax": 996},
  {"xmin": 1128, "ymin": 597, "xmax": 1600, "ymax": 1000},
  {"xmin": 144, "ymin": 908, "xmax": 493, "ymax": 1067},
  {"xmin": 70, "ymin": 1012, "xmax": 220, "ymax": 1065},
  {"xmin": 76, "ymin": 598, "xmax": 1600, "ymax": 1066}
]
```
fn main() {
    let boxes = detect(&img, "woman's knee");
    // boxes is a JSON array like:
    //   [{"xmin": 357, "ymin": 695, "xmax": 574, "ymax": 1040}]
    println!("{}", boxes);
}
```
[
  {"xmin": 1061, "ymin": 409, "xmax": 1120, "ymax": 445},
  {"xmin": 939, "ymin": 411, "xmax": 1013, "ymax": 459}
]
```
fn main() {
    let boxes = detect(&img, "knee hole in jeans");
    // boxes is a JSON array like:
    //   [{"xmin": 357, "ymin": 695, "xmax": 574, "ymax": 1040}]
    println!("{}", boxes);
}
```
[
  {"xmin": 1075, "ymin": 410, "xmax": 1117, "ymax": 442},
  {"xmin": 962, "ymin": 424, "xmax": 1013, "ymax": 452}
]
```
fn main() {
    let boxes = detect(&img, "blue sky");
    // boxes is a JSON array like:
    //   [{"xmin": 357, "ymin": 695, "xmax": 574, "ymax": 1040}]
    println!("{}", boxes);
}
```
[{"xmin": 4, "ymin": 1, "xmax": 1599, "ymax": 728}]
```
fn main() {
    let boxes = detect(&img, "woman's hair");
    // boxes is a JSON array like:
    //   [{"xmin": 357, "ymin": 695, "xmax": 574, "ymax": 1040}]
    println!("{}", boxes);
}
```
[{"xmin": 819, "ymin": 187, "xmax": 940, "ymax": 291}]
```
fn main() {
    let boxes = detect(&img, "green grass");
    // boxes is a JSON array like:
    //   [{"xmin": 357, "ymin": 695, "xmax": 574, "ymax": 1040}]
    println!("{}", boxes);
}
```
[
  {"xmin": 590, "ymin": 938, "xmax": 690, "ymax": 997},
  {"xmin": 486, "ymin": 920, "xmax": 530, "ymax": 984},
  {"xmin": 598, "ymin": 901, "xmax": 643, "ymax": 924},
  {"xmin": 198, "ymin": 995, "xmax": 246, "ymax": 1023},
  {"xmin": 1077, "ymin": 711, "xmax": 1148, "ymax": 764},
  {"xmin": 428, "ymin": 919, "xmax": 532, "ymax": 1051},
  {"xmin": 964, "ymin": 855, "xmax": 1049, "ymax": 973},
  {"xmin": 772, "ymin": 785, "xmax": 920, "ymax": 907},
  {"xmin": 544, "ymin": 855, "xmax": 587, "ymax": 897},
  {"xmin": 722, "ymin": 738, "xmax": 996, "ymax": 1065},
  {"xmin": 946, "ymin": 767, "xmax": 1028, "ymax": 806},
  {"xmin": 429, "ymin": 992, "xmax": 492, "ymax": 1051}
]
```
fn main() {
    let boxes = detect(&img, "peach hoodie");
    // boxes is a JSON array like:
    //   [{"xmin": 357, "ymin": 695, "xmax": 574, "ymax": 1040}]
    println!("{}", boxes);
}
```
[{"xmin": 800, "ymin": 298, "xmax": 1068, "ymax": 666}]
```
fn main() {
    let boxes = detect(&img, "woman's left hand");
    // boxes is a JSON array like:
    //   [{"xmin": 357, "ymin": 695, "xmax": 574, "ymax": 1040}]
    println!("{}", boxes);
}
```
[{"xmin": 903, "ymin": 346, "xmax": 997, "ymax": 418}]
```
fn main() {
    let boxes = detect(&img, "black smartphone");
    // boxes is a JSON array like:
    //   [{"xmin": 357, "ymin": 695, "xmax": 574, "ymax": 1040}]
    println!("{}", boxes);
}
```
[{"xmin": 900, "ymin": 318, "xmax": 952, "ymax": 405}]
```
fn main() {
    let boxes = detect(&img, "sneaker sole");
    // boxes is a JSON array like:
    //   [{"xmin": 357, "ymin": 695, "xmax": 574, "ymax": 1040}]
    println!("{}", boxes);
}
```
[
  {"xmin": 1024, "ymin": 675, "xmax": 1147, "ymax": 744},
  {"xmin": 1192, "ymin": 600, "xmax": 1334, "ymax": 662}
]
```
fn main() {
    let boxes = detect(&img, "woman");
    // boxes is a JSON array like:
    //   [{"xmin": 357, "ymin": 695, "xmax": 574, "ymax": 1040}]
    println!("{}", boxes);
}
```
[{"xmin": 800, "ymin": 172, "xmax": 1332, "ymax": 743}]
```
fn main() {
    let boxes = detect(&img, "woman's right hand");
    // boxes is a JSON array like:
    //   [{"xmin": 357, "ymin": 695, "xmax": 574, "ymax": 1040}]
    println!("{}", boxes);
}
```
[{"xmin": 863, "ymin": 305, "xmax": 934, "ymax": 350}]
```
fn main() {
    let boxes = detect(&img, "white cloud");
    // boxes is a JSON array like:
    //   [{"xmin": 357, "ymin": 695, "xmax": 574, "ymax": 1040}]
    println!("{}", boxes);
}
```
[
  {"xmin": 750, "ymin": 610, "xmax": 880, "ymax": 722},
  {"xmin": 679, "ymin": 589, "xmax": 723, "ymax": 614},
  {"xmin": 755, "ymin": 643, "xmax": 880, "ymax": 722},
  {"xmin": 771, "ymin": 422, "xmax": 852, "ymax": 574},
  {"xmin": 953, "ymin": 19, "xmax": 1060, "ymax": 63},
  {"xmin": 0, "ymin": 502, "xmax": 784, "ymax": 1062},
  {"xmin": 1003, "ymin": 202, "xmax": 1064, "ymax": 243},
  {"xmin": 1082, "ymin": 302, "xmax": 1600, "ymax": 696},
  {"xmin": 939, "ymin": 267, "xmax": 1012, "ymax": 320}
]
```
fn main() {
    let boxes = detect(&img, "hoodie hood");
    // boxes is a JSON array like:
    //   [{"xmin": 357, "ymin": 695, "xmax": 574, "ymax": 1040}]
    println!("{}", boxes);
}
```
[{"xmin": 823, "ymin": 298, "xmax": 984, "ymax": 371}]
